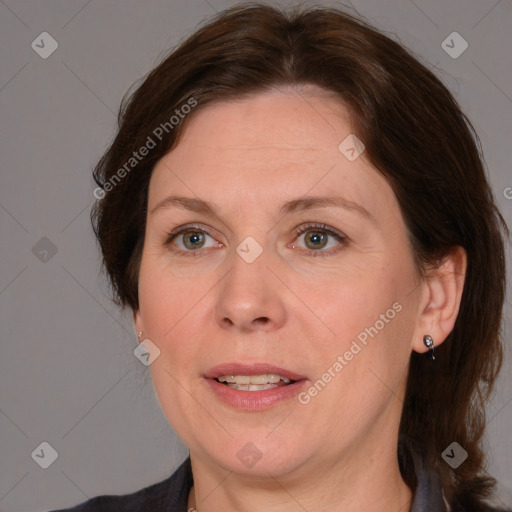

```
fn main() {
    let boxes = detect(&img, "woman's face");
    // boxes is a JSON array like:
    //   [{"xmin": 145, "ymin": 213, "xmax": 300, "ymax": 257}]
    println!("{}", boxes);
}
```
[{"xmin": 135, "ymin": 86, "xmax": 427, "ymax": 477}]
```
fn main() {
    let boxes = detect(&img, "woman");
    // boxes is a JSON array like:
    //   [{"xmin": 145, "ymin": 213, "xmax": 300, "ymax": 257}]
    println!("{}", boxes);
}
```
[{"xmin": 52, "ymin": 3, "xmax": 510, "ymax": 511}]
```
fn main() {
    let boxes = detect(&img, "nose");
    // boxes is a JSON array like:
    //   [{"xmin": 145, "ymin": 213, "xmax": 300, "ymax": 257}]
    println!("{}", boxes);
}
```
[{"xmin": 214, "ymin": 248, "xmax": 287, "ymax": 334}]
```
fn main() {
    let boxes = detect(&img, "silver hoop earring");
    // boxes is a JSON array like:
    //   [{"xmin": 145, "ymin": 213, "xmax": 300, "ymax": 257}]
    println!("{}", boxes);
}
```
[
  {"xmin": 423, "ymin": 335, "xmax": 435, "ymax": 360},
  {"xmin": 137, "ymin": 331, "xmax": 143, "ymax": 342}
]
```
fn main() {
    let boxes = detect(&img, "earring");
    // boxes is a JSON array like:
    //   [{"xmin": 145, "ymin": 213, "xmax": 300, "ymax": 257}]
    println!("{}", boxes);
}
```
[
  {"xmin": 137, "ymin": 331, "xmax": 143, "ymax": 342},
  {"xmin": 423, "ymin": 335, "xmax": 435, "ymax": 360}
]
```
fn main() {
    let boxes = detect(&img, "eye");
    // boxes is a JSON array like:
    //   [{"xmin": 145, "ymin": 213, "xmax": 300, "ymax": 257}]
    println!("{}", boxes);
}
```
[
  {"xmin": 164, "ymin": 222, "xmax": 347, "ymax": 258},
  {"xmin": 292, "ymin": 223, "xmax": 348, "ymax": 257},
  {"xmin": 165, "ymin": 224, "xmax": 222, "ymax": 256}
]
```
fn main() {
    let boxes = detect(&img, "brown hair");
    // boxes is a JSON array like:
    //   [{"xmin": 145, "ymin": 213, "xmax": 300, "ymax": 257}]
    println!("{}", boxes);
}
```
[{"xmin": 91, "ymin": 3, "xmax": 509, "ymax": 509}]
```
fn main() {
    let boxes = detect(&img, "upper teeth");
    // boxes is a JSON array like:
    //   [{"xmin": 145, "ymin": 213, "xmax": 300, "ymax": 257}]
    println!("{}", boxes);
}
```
[{"xmin": 217, "ymin": 374, "xmax": 292, "ymax": 384}]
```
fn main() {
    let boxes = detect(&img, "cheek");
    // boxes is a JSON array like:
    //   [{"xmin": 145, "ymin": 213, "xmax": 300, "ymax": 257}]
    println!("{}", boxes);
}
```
[
  {"xmin": 297, "ymin": 296, "xmax": 414, "ymax": 449},
  {"xmin": 300, "ymin": 257, "xmax": 416, "ymax": 393},
  {"xmin": 137, "ymin": 258, "xmax": 195, "ymax": 399},
  {"xmin": 296, "ymin": 261, "xmax": 402, "ymax": 344},
  {"xmin": 137, "ymin": 251, "xmax": 197, "ymax": 338},
  {"xmin": 138, "ymin": 262, "xmax": 205, "ymax": 439}
]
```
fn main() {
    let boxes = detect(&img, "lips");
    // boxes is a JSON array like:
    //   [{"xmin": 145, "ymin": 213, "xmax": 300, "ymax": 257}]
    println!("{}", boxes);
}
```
[
  {"xmin": 204, "ymin": 363, "xmax": 306, "ymax": 382},
  {"xmin": 203, "ymin": 363, "xmax": 308, "ymax": 410}
]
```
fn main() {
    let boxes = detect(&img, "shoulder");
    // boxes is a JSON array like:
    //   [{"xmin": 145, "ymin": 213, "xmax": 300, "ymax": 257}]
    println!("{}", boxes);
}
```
[{"xmin": 47, "ymin": 457, "xmax": 192, "ymax": 512}]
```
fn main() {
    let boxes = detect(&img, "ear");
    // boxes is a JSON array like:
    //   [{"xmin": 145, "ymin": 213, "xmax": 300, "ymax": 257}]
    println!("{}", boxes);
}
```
[
  {"xmin": 133, "ymin": 309, "xmax": 144, "ymax": 343},
  {"xmin": 411, "ymin": 246, "xmax": 467, "ymax": 355}
]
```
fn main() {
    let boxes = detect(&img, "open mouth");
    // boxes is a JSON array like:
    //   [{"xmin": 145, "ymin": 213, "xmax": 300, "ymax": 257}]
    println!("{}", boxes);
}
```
[
  {"xmin": 206, "ymin": 366, "xmax": 307, "ymax": 409},
  {"xmin": 215, "ymin": 374, "xmax": 295, "ymax": 391}
]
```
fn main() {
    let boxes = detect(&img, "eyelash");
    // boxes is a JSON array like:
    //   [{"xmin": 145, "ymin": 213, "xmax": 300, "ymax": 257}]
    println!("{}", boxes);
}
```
[{"xmin": 164, "ymin": 222, "xmax": 348, "ymax": 258}]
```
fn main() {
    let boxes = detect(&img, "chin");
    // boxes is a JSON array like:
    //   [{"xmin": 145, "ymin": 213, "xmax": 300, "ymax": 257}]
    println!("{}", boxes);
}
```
[{"xmin": 202, "ymin": 435, "xmax": 313, "ymax": 478}]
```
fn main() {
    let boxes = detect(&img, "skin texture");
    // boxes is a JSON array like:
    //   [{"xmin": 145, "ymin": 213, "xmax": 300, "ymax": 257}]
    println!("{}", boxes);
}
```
[{"xmin": 134, "ymin": 85, "xmax": 466, "ymax": 512}]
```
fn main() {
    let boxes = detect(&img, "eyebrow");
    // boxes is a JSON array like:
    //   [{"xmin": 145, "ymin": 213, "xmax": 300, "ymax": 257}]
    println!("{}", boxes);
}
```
[{"xmin": 150, "ymin": 194, "xmax": 375, "ymax": 222}]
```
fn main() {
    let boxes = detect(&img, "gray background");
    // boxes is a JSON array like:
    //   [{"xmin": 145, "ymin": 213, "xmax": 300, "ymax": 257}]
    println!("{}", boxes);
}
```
[{"xmin": 0, "ymin": 1, "xmax": 511, "ymax": 511}]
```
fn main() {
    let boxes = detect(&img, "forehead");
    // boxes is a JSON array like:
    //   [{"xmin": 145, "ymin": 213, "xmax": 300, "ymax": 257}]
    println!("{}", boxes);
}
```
[
  {"xmin": 176, "ymin": 85, "xmax": 352, "ymax": 153},
  {"xmin": 148, "ymin": 87, "xmax": 396, "ymax": 222}
]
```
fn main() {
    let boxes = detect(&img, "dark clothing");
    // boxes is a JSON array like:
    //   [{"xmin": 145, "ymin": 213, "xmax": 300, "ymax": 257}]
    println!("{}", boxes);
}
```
[
  {"xmin": 49, "ymin": 454, "xmax": 509, "ymax": 512},
  {"xmin": 50, "ymin": 458, "xmax": 192, "ymax": 512}
]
